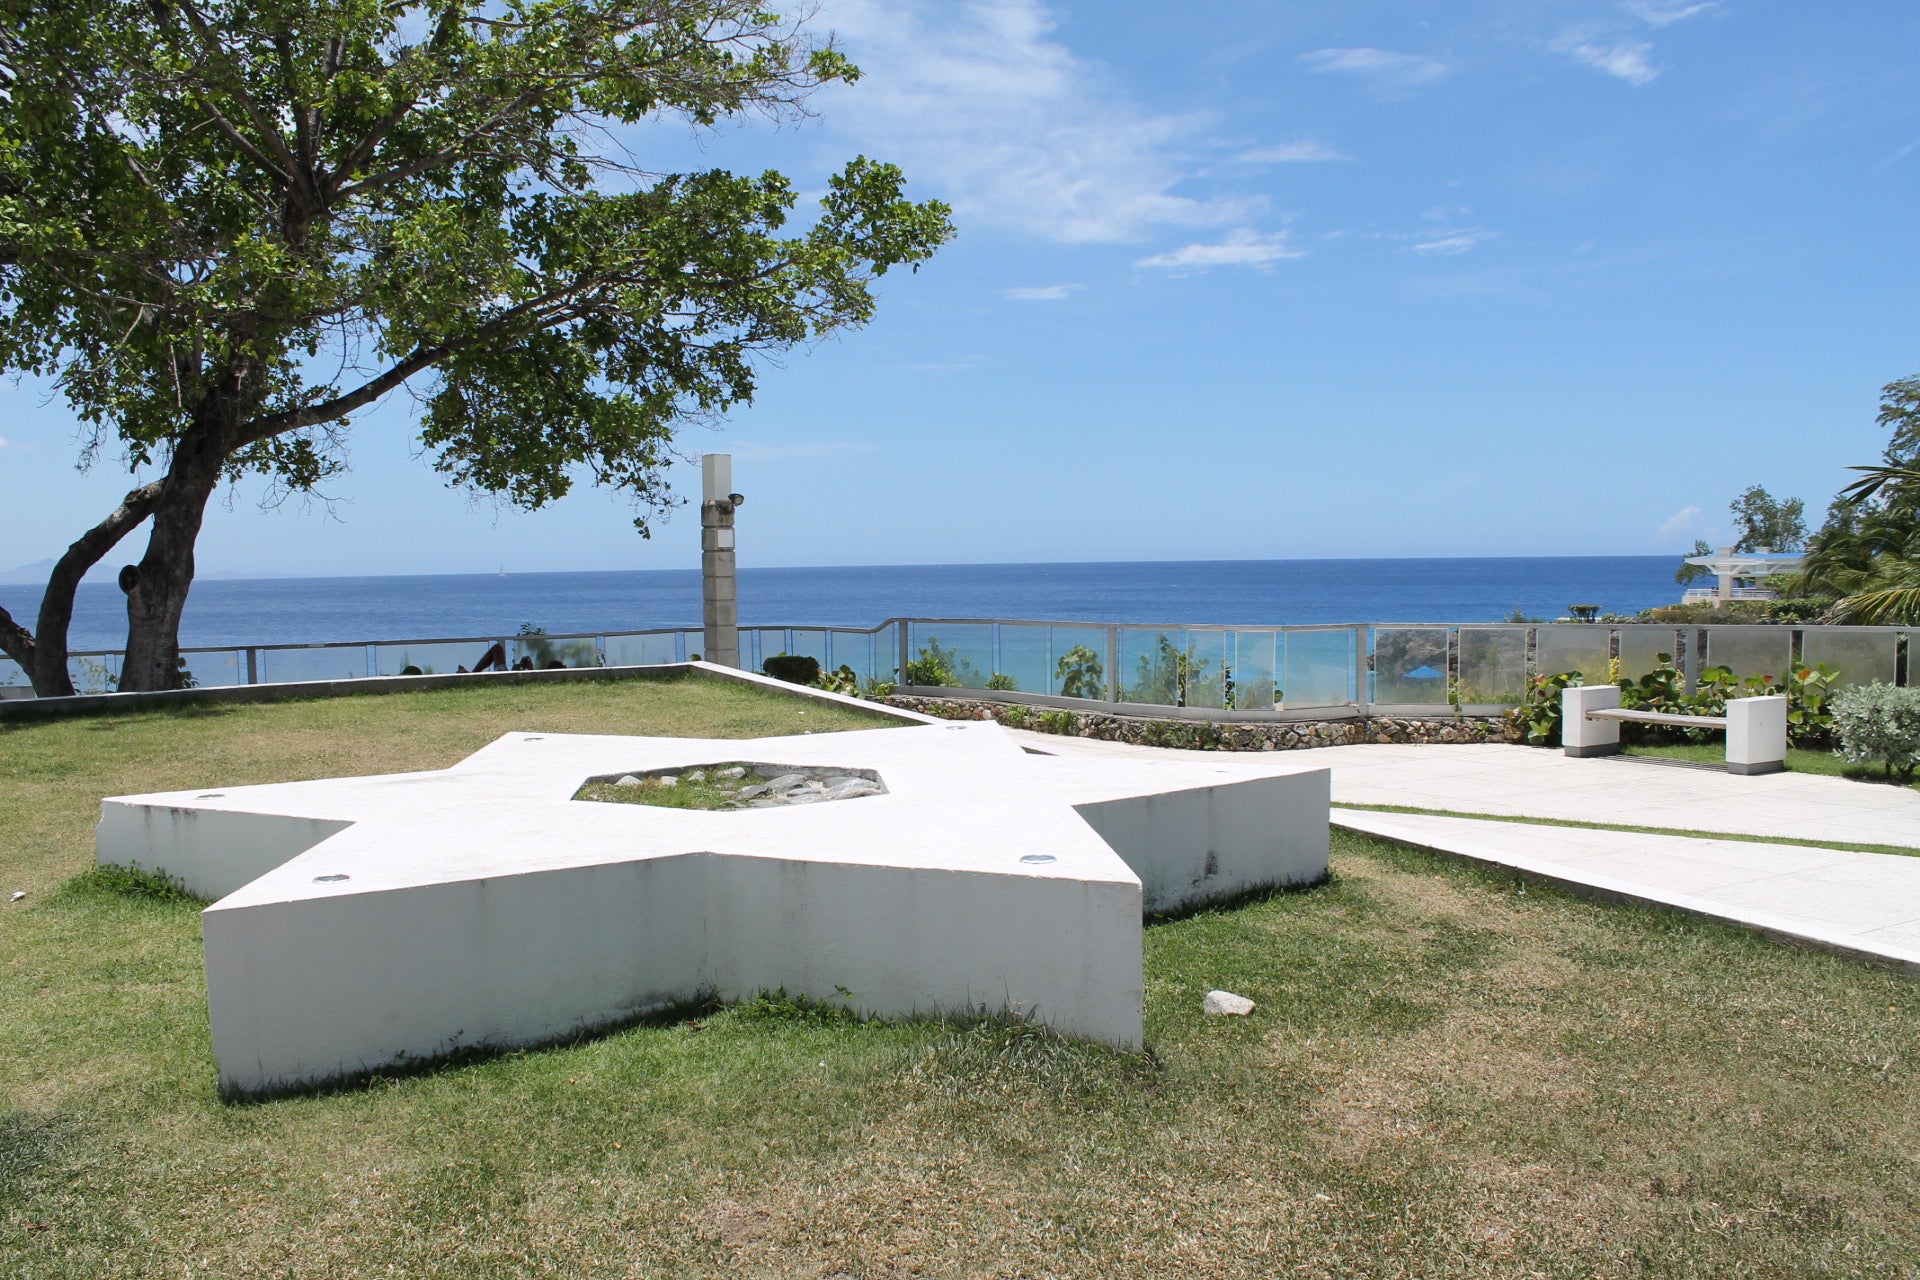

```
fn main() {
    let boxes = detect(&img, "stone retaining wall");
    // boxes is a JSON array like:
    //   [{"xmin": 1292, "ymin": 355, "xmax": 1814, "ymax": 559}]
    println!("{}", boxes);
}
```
[{"xmin": 879, "ymin": 695, "xmax": 1524, "ymax": 752}]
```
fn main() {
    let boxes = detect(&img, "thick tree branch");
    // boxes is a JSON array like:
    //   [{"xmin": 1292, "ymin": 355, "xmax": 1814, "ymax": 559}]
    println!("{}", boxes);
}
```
[
  {"xmin": 167, "ymin": 0, "xmax": 305, "ymax": 179},
  {"xmin": 22, "ymin": 479, "xmax": 168, "ymax": 696},
  {"xmin": 233, "ymin": 267, "xmax": 650, "ymax": 446},
  {"xmin": 0, "ymin": 605, "xmax": 33, "ymax": 672}
]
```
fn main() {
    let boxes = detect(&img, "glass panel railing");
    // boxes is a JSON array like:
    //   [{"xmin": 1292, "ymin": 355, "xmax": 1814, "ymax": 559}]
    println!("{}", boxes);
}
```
[
  {"xmin": 785, "ymin": 628, "xmax": 831, "ymax": 672},
  {"xmin": 813, "ymin": 628, "xmax": 868, "ymax": 685},
  {"xmin": 178, "ymin": 649, "xmax": 245, "ymax": 690},
  {"xmin": 1616, "ymin": 626, "xmax": 1682, "ymax": 683},
  {"xmin": 1533, "ymin": 625, "xmax": 1609, "ymax": 683},
  {"xmin": 680, "ymin": 631, "xmax": 706, "ymax": 663},
  {"xmin": 604, "ymin": 631, "xmax": 681, "ymax": 667},
  {"xmin": 1228, "ymin": 630, "xmax": 1279, "ymax": 710},
  {"xmin": 1180, "ymin": 630, "xmax": 1230, "ymax": 710},
  {"xmin": 260, "ymin": 645, "xmax": 366, "ymax": 684},
  {"xmin": 1802, "ymin": 627, "xmax": 1898, "ymax": 689},
  {"xmin": 870, "ymin": 622, "xmax": 899, "ymax": 686},
  {"xmin": 991, "ymin": 622, "xmax": 1050, "ymax": 696},
  {"xmin": 746, "ymin": 628, "xmax": 787, "ymax": 675},
  {"xmin": 1455, "ymin": 628, "xmax": 1527, "ymax": 704},
  {"xmin": 511, "ymin": 631, "xmax": 598, "ymax": 670},
  {"xmin": 0, "ymin": 655, "xmax": 30, "ymax": 696},
  {"xmin": 904, "ymin": 622, "xmax": 994, "ymax": 689},
  {"xmin": 1119, "ymin": 628, "xmax": 1187, "ymax": 706},
  {"xmin": 1046, "ymin": 625, "xmax": 1109, "ymax": 701},
  {"xmin": 374, "ymin": 640, "xmax": 497, "ymax": 677},
  {"xmin": 1703, "ymin": 626, "xmax": 1793, "ymax": 684},
  {"xmin": 65, "ymin": 653, "xmax": 122, "ymax": 695},
  {"xmin": 1281, "ymin": 628, "xmax": 1352, "ymax": 707},
  {"xmin": 1372, "ymin": 627, "xmax": 1451, "ymax": 705}
]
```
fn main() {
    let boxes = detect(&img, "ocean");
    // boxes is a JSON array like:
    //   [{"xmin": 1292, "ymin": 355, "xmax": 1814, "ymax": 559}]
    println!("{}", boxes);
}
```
[{"xmin": 0, "ymin": 556, "xmax": 1681, "ymax": 653}]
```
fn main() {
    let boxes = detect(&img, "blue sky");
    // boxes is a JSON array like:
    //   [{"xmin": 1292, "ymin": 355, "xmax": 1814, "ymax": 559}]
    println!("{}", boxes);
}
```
[{"xmin": 3, "ymin": 0, "xmax": 1918, "ymax": 579}]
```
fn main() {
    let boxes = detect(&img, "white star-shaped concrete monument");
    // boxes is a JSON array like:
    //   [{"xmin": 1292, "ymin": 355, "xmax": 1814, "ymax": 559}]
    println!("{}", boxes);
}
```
[{"xmin": 98, "ymin": 720, "xmax": 1328, "ymax": 1096}]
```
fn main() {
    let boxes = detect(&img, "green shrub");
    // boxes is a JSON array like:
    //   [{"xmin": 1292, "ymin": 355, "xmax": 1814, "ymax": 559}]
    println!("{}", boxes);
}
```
[
  {"xmin": 1054, "ymin": 645, "xmax": 1104, "ymax": 700},
  {"xmin": 903, "ymin": 637, "xmax": 982, "ymax": 687},
  {"xmin": 1509, "ymin": 671, "xmax": 1584, "ymax": 745},
  {"xmin": 811, "ymin": 663, "xmax": 860, "ymax": 695},
  {"xmin": 1831, "ymin": 682, "xmax": 1920, "ymax": 781},
  {"xmin": 985, "ymin": 672, "xmax": 1018, "ymax": 691},
  {"xmin": 762, "ymin": 652, "xmax": 822, "ymax": 685}
]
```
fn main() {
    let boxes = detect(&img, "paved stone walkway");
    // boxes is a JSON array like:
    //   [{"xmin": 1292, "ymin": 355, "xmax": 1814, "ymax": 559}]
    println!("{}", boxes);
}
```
[{"xmin": 1008, "ymin": 730, "xmax": 1920, "ymax": 973}]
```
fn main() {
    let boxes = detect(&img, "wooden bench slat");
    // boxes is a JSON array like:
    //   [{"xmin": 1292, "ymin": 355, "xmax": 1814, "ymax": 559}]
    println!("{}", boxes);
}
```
[{"xmin": 1587, "ymin": 708, "xmax": 1728, "ymax": 728}]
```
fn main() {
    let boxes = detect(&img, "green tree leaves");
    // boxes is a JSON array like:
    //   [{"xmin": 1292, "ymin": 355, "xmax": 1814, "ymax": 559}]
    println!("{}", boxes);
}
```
[{"xmin": 0, "ymin": 0, "xmax": 952, "ymax": 691}]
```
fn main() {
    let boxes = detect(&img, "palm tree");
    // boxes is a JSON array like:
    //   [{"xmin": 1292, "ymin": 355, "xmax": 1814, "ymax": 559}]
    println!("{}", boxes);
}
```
[{"xmin": 1806, "ymin": 465, "xmax": 1920, "ymax": 623}]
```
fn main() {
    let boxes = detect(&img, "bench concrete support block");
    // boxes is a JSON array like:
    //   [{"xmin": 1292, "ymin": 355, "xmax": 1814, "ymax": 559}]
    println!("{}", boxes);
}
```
[
  {"xmin": 1562, "ymin": 684, "xmax": 1622, "ymax": 757},
  {"xmin": 1727, "ymin": 695, "xmax": 1788, "ymax": 775}
]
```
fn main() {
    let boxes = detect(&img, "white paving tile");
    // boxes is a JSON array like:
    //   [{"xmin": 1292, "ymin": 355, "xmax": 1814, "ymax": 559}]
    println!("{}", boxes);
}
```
[{"xmin": 1329, "ymin": 810, "xmax": 1920, "ymax": 971}]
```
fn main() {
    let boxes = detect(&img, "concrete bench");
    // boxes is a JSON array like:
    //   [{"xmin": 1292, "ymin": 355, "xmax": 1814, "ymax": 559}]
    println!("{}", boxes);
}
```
[{"xmin": 1562, "ymin": 684, "xmax": 1786, "ymax": 776}]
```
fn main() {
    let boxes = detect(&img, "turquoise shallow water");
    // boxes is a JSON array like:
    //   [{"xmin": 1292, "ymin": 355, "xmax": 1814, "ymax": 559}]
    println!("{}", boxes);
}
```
[{"xmin": 0, "ymin": 556, "xmax": 1681, "ymax": 652}]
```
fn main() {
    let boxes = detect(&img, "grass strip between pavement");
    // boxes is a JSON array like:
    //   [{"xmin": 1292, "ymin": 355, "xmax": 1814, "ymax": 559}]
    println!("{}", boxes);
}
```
[{"xmin": 1332, "ymin": 801, "xmax": 1920, "ymax": 860}]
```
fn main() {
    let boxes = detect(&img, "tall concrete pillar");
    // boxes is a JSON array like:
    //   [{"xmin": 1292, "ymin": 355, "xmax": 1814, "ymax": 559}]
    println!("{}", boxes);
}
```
[{"xmin": 700, "ymin": 454, "xmax": 742, "ymax": 668}]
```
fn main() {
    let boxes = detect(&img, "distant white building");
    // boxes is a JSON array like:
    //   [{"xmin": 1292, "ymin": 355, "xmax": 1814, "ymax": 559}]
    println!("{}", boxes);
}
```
[{"xmin": 1681, "ymin": 547, "xmax": 1805, "ymax": 606}]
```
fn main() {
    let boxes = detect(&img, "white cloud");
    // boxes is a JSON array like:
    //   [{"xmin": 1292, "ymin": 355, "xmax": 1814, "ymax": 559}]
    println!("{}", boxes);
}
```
[
  {"xmin": 1553, "ymin": 34, "xmax": 1660, "ymax": 86},
  {"xmin": 1624, "ymin": 1, "xmax": 1718, "ymax": 26},
  {"xmin": 0, "ymin": 436, "xmax": 10, "ymax": 451},
  {"xmin": 1136, "ymin": 229, "xmax": 1304, "ymax": 274},
  {"xmin": 1239, "ymin": 139, "xmax": 1348, "ymax": 164},
  {"xmin": 1411, "ymin": 229, "xmax": 1498, "ymax": 256},
  {"xmin": 813, "ymin": 1, "xmax": 1252, "ymax": 244},
  {"xmin": 1003, "ymin": 283, "xmax": 1082, "ymax": 301},
  {"xmin": 1299, "ymin": 48, "xmax": 1449, "ymax": 88},
  {"xmin": 1658, "ymin": 505, "xmax": 1708, "ymax": 540}
]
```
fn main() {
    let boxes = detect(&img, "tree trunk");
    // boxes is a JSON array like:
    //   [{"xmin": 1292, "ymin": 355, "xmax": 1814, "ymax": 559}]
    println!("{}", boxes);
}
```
[
  {"xmin": 119, "ymin": 443, "xmax": 226, "ymax": 693},
  {"xmin": 1, "ymin": 481, "xmax": 167, "ymax": 697}
]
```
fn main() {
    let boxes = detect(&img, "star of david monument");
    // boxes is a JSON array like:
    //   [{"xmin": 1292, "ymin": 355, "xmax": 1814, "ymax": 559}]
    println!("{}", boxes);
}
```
[{"xmin": 94, "ymin": 457, "xmax": 1331, "ymax": 1098}]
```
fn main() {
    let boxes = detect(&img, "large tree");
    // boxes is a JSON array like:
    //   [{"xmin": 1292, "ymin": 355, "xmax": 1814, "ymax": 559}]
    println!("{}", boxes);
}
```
[
  {"xmin": 1727, "ymin": 484, "xmax": 1806, "ymax": 554},
  {"xmin": 1672, "ymin": 484, "xmax": 1804, "ymax": 586},
  {"xmin": 0, "ymin": 0, "xmax": 951, "ymax": 694}
]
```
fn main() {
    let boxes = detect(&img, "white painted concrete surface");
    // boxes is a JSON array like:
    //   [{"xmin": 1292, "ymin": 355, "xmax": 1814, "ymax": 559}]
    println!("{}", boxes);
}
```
[
  {"xmin": 1561, "ymin": 684, "xmax": 1622, "ymax": 757},
  {"xmin": 1726, "ymin": 695, "xmax": 1788, "ymax": 775},
  {"xmin": 97, "ymin": 722, "xmax": 1328, "ymax": 1095},
  {"xmin": 1005, "ymin": 727, "xmax": 1920, "ymax": 972},
  {"xmin": 1333, "ymin": 810, "xmax": 1920, "ymax": 975}
]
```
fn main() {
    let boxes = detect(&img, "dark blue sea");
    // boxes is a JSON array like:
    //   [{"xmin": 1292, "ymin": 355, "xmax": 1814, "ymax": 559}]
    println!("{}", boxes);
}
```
[{"xmin": 1, "ymin": 557, "xmax": 1681, "ymax": 653}]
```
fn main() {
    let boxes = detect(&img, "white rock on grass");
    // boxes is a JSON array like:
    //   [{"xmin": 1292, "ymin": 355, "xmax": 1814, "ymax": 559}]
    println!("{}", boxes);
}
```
[
  {"xmin": 1203, "ymin": 989, "xmax": 1256, "ymax": 1017},
  {"xmin": 717, "ymin": 766, "xmax": 748, "ymax": 780},
  {"xmin": 9, "ymin": 891, "xmax": 24, "ymax": 903},
  {"xmin": 614, "ymin": 775, "xmax": 642, "ymax": 787},
  {"xmin": 657, "ymin": 775, "xmax": 679, "ymax": 787}
]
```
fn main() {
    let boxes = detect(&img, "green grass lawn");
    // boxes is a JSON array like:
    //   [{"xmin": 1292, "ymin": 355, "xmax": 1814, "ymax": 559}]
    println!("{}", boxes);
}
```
[
  {"xmin": 5, "ymin": 678, "xmax": 1920, "ymax": 1277},
  {"xmin": 1624, "ymin": 740, "xmax": 1920, "ymax": 791}
]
